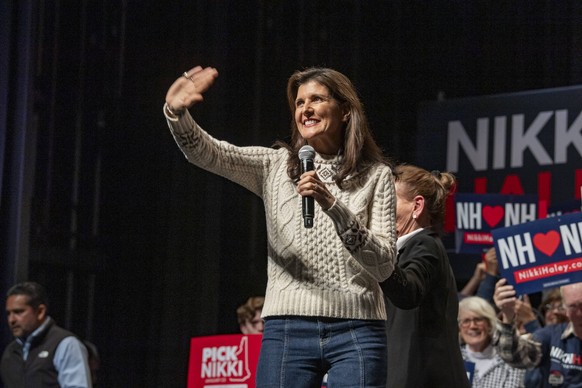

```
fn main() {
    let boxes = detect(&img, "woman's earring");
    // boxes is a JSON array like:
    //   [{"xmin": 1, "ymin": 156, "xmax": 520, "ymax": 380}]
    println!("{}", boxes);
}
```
[{"xmin": 412, "ymin": 214, "xmax": 417, "ymax": 219}]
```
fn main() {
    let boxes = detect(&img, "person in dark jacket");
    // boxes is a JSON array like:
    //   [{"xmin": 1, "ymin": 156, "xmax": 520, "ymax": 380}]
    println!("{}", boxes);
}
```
[
  {"xmin": 1, "ymin": 281, "xmax": 92, "ymax": 388},
  {"xmin": 381, "ymin": 164, "xmax": 470, "ymax": 388}
]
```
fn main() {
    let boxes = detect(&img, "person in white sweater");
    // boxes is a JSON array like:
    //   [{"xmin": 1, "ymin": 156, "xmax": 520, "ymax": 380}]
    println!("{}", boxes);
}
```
[{"xmin": 164, "ymin": 65, "xmax": 397, "ymax": 388}]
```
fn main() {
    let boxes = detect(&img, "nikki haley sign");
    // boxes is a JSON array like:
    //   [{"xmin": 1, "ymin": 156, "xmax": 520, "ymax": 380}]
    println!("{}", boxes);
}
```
[
  {"xmin": 188, "ymin": 334, "xmax": 262, "ymax": 388},
  {"xmin": 491, "ymin": 212, "xmax": 582, "ymax": 295},
  {"xmin": 455, "ymin": 193, "xmax": 539, "ymax": 254},
  {"xmin": 417, "ymin": 85, "xmax": 582, "ymax": 266}
]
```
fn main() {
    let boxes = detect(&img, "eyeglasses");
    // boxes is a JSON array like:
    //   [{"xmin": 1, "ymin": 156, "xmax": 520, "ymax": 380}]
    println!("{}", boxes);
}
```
[
  {"xmin": 544, "ymin": 303, "xmax": 566, "ymax": 313},
  {"xmin": 458, "ymin": 316, "xmax": 486, "ymax": 328}
]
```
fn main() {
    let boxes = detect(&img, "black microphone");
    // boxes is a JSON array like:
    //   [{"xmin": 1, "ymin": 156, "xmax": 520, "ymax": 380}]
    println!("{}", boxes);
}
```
[{"xmin": 298, "ymin": 145, "xmax": 315, "ymax": 228}]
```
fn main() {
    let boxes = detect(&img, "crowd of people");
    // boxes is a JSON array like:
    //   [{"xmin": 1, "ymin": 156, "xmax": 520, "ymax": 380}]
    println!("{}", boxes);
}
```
[{"xmin": 2, "ymin": 65, "xmax": 580, "ymax": 387}]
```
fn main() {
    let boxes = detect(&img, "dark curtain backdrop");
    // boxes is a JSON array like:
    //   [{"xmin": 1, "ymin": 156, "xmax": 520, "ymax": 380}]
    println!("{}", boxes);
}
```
[{"xmin": 2, "ymin": 1, "xmax": 582, "ymax": 386}]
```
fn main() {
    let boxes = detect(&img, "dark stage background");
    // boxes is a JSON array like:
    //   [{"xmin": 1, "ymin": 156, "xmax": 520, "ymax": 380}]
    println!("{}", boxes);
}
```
[{"xmin": 2, "ymin": 1, "xmax": 582, "ymax": 386}]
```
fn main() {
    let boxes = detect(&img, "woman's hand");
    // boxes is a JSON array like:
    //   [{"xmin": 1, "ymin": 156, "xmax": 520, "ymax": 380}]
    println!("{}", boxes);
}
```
[
  {"xmin": 297, "ymin": 171, "xmax": 335, "ymax": 210},
  {"xmin": 165, "ymin": 66, "xmax": 219, "ymax": 112},
  {"xmin": 494, "ymin": 278, "xmax": 517, "ymax": 323}
]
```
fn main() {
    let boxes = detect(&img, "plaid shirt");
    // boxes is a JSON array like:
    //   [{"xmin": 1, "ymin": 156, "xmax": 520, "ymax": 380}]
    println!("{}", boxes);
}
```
[
  {"xmin": 494, "ymin": 322, "xmax": 543, "ymax": 369},
  {"xmin": 494, "ymin": 322, "xmax": 582, "ymax": 388}
]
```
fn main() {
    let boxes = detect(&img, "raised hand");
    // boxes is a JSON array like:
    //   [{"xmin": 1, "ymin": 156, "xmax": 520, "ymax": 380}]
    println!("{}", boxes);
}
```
[
  {"xmin": 165, "ymin": 66, "xmax": 219, "ymax": 113},
  {"xmin": 494, "ymin": 278, "xmax": 517, "ymax": 323},
  {"xmin": 484, "ymin": 247, "xmax": 499, "ymax": 276}
]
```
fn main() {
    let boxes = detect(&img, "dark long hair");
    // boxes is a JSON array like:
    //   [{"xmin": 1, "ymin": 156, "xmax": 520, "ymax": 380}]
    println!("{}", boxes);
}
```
[{"xmin": 275, "ymin": 67, "xmax": 387, "ymax": 187}]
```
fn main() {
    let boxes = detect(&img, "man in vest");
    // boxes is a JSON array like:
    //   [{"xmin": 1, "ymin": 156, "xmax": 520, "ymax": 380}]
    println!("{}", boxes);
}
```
[{"xmin": 1, "ymin": 282, "xmax": 92, "ymax": 387}]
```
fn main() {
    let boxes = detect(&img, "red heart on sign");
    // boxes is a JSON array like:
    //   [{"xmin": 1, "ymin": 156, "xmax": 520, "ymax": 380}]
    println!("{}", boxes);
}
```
[
  {"xmin": 482, "ymin": 206, "xmax": 504, "ymax": 227},
  {"xmin": 533, "ymin": 231, "xmax": 561, "ymax": 257}
]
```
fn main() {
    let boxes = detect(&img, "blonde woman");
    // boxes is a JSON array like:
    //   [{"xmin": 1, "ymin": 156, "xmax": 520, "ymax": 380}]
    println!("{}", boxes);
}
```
[{"xmin": 459, "ymin": 296, "xmax": 525, "ymax": 387}]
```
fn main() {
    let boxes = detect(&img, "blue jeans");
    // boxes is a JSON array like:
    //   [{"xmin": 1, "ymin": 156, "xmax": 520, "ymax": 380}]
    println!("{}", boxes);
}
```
[{"xmin": 256, "ymin": 317, "xmax": 387, "ymax": 388}]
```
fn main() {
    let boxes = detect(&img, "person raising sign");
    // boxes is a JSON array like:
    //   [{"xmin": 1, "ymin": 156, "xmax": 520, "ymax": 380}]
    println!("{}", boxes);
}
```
[{"xmin": 494, "ymin": 279, "xmax": 582, "ymax": 387}]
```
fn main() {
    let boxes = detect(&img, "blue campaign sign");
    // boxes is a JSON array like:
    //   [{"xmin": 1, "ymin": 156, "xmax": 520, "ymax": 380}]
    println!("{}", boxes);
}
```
[
  {"xmin": 455, "ymin": 193, "xmax": 539, "ymax": 254},
  {"xmin": 491, "ymin": 212, "xmax": 582, "ymax": 295},
  {"xmin": 415, "ymin": 86, "xmax": 582, "ymax": 280}
]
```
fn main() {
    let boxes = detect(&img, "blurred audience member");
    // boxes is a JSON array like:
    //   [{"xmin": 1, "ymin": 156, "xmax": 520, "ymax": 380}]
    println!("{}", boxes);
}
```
[
  {"xmin": 459, "ymin": 247, "xmax": 500, "ymax": 302},
  {"xmin": 474, "ymin": 247, "xmax": 501, "ymax": 304},
  {"xmin": 514, "ymin": 294, "xmax": 543, "ymax": 334},
  {"xmin": 459, "ymin": 296, "xmax": 525, "ymax": 387},
  {"xmin": 459, "ymin": 262, "xmax": 487, "ymax": 299},
  {"xmin": 494, "ymin": 279, "xmax": 582, "ymax": 387},
  {"xmin": 539, "ymin": 288, "xmax": 568, "ymax": 326},
  {"xmin": 236, "ymin": 296, "xmax": 264, "ymax": 334}
]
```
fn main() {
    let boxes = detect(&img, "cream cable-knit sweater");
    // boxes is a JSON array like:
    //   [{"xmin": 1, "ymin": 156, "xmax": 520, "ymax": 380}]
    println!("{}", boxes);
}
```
[{"xmin": 164, "ymin": 104, "xmax": 396, "ymax": 320}]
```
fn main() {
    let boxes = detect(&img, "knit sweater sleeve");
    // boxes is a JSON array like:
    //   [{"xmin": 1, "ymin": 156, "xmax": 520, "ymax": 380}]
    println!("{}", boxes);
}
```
[
  {"xmin": 323, "ymin": 165, "xmax": 396, "ymax": 282},
  {"xmin": 164, "ymin": 104, "xmax": 278, "ymax": 197}
]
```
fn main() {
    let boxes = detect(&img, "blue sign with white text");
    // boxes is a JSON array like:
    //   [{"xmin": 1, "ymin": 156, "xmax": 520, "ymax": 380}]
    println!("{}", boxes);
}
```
[
  {"xmin": 491, "ymin": 212, "xmax": 582, "ymax": 295},
  {"xmin": 455, "ymin": 193, "xmax": 539, "ymax": 254}
]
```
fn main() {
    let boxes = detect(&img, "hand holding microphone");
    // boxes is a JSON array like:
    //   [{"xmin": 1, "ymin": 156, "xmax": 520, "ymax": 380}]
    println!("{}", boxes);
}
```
[
  {"xmin": 297, "ymin": 145, "xmax": 336, "ymax": 228},
  {"xmin": 299, "ymin": 145, "xmax": 316, "ymax": 228}
]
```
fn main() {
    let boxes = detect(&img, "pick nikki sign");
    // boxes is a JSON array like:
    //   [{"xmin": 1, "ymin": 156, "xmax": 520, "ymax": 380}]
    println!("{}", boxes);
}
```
[
  {"xmin": 187, "ymin": 334, "xmax": 262, "ymax": 388},
  {"xmin": 455, "ymin": 193, "xmax": 540, "ymax": 254},
  {"xmin": 491, "ymin": 212, "xmax": 582, "ymax": 295}
]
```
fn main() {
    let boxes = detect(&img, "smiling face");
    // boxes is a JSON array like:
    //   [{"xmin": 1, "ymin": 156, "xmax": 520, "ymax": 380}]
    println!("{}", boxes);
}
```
[
  {"xmin": 458, "ymin": 308, "xmax": 491, "ymax": 352},
  {"xmin": 294, "ymin": 81, "xmax": 348, "ymax": 154}
]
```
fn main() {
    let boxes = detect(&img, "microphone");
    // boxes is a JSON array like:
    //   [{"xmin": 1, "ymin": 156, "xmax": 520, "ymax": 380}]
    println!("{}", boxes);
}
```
[{"xmin": 298, "ymin": 145, "xmax": 315, "ymax": 228}]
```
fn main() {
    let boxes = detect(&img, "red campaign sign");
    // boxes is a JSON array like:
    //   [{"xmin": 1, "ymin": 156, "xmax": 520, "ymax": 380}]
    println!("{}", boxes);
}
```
[{"xmin": 187, "ymin": 334, "xmax": 262, "ymax": 388}]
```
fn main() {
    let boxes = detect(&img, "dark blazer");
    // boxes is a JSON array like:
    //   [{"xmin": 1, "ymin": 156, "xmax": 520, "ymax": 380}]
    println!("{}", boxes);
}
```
[{"xmin": 381, "ymin": 228, "xmax": 470, "ymax": 388}]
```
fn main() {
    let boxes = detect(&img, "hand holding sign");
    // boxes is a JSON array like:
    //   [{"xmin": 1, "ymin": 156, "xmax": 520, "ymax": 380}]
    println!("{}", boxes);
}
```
[
  {"xmin": 493, "ymin": 278, "xmax": 517, "ymax": 324},
  {"xmin": 492, "ymin": 211, "xmax": 582, "ymax": 295}
]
